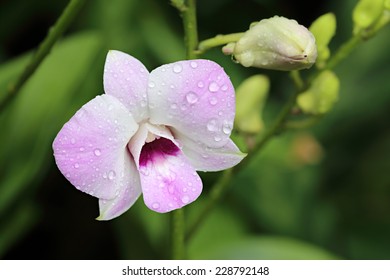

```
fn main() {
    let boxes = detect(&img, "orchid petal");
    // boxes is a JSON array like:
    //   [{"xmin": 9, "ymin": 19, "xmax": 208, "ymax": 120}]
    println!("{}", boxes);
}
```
[
  {"xmin": 53, "ymin": 94, "xmax": 138, "ymax": 200},
  {"xmin": 139, "ymin": 138, "xmax": 202, "ymax": 213},
  {"xmin": 97, "ymin": 152, "xmax": 142, "ymax": 220},
  {"xmin": 175, "ymin": 130, "xmax": 246, "ymax": 171},
  {"xmin": 148, "ymin": 59, "xmax": 236, "ymax": 148},
  {"xmin": 103, "ymin": 50, "xmax": 149, "ymax": 122}
]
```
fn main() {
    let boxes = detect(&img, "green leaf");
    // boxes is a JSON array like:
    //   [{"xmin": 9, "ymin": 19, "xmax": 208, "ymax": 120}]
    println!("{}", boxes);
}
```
[
  {"xmin": 309, "ymin": 13, "xmax": 336, "ymax": 68},
  {"xmin": 193, "ymin": 235, "xmax": 339, "ymax": 259},
  {"xmin": 0, "ymin": 31, "xmax": 104, "ymax": 216}
]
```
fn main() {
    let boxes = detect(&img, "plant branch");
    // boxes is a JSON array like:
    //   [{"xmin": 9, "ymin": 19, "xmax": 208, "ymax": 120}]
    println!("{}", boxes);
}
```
[{"xmin": 0, "ymin": 0, "xmax": 88, "ymax": 113}]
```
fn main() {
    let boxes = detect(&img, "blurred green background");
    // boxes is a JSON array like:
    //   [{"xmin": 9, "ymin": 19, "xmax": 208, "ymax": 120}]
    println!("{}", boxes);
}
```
[{"xmin": 0, "ymin": 0, "xmax": 389, "ymax": 259}]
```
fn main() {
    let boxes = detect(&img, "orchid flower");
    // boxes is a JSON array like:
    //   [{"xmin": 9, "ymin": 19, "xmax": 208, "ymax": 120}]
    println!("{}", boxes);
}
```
[{"xmin": 52, "ymin": 50, "xmax": 245, "ymax": 220}]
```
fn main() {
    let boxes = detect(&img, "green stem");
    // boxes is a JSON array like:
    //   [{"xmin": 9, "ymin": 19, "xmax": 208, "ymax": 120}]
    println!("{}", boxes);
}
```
[
  {"xmin": 197, "ymin": 33, "xmax": 245, "ymax": 53},
  {"xmin": 170, "ymin": 0, "xmax": 199, "ymax": 259},
  {"xmin": 171, "ymin": 208, "xmax": 185, "ymax": 259},
  {"xmin": 325, "ymin": 35, "xmax": 362, "ymax": 70},
  {"xmin": 0, "ymin": 0, "xmax": 88, "ymax": 112},
  {"xmin": 182, "ymin": 0, "xmax": 199, "ymax": 59}
]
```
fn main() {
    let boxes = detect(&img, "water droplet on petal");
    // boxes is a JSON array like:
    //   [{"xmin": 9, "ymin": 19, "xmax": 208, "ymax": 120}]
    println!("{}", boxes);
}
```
[
  {"xmin": 94, "ymin": 149, "xmax": 101, "ymax": 156},
  {"xmin": 222, "ymin": 122, "xmax": 232, "ymax": 134},
  {"xmin": 108, "ymin": 170, "xmax": 116, "ymax": 180},
  {"xmin": 170, "ymin": 103, "xmax": 178, "ymax": 110},
  {"xmin": 148, "ymin": 81, "xmax": 155, "ymax": 88},
  {"xmin": 209, "ymin": 97, "xmax": 218, "ymax": 105},
  {"xmin": 70, "ymin": 138, "xmax": 76, "ymax": 144},
  {"xmin": 152, "ymin": 202, "xmax": 160, "ymax": 209},
  {"xmin": 214, "ymin": 136, "xmax": 222, "ymax": 142},
  {"xmin": 208, "ymin": 82, "xmax": 219, "ymax": 92},
  {"xmin": 221, "ymin": 84, "xmax": 228, "ymax": 91},
  {"xmin": 186, "ymin": 92, "xmax": 198, "ymax": 104},
  {"xmin": 207, "ymin": 119, "xmax": 219, "ymax": 132},
  {"xmin": 74, "ymin": 163, "xmax": 79, "ymax": 169},
  {"xmin": 79, "ymin": 147, "xmax": 85, "ymax": 152},
  {"xmin": 181, "ymin": 195, "xmax": 190, "ymax": 204},
  {"xmin": 190, "ymin": 61, "xmax": 198, "ymax": 68},
  {"xmin": 197, "ymin": 81, "xmax": 204, "ymax": 88},
  {"xmin": 173, "ymin": 63, "xmax": 182, "ymax": 73}
]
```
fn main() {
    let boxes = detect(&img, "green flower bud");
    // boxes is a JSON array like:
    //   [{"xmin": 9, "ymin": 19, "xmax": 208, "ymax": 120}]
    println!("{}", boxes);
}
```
[
  {"xmin": 297, "ymin": 70, "xmax": 339, "ymax": 115},
  {"xmin": 224, "ymin": 16, "xmax": 317, "ymax": 71},
  {"xmin": 235, "ymin": 75, "xmax": 269, "ymax": 133},
  {"xmin": 309, "ymin": 13, "xmax": 336, "ymax": 69},
  {"xmin": 353, "ymin": 0, "xmax": 384, "ymax": 34}
]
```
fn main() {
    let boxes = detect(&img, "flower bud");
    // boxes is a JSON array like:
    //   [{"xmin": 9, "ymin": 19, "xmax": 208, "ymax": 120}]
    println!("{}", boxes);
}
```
[
  {"xmin": 309, "ymin": 13, "xmax": 336, "ymax": 69},
  {"xmin": 353, "ymin": 0, "xmax": 384, "ymax": 34},
  {"xmin": 224, "ymin": 16, "xmax": 317, "ymax": 71},
  {"xmin": 235, "ymin": 75, "xmax": 269, "ymax": 134},
  {"xmin": 297, "ymin": 70, "xmax": 339, "ymax": 115}
]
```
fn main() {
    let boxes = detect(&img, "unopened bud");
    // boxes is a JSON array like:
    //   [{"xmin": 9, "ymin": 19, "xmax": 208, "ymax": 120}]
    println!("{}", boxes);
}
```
[
  {"xmin": 224, "ymin": 16, "xmax": 317, "ymax": 71},
  {"xmin": 297, "ymin": 70, "xmax": 339, "ymax": 115},
  {"xmin": 235, "ymin": 75, "xmax": 269, "ymax": 133},
  {"xmin": 353, "ymin": 0, "xmax": 384, "ymax": 34},
  {"xmin": 309, "ymin": 13, "xmax": 336, "ymax": 69}
]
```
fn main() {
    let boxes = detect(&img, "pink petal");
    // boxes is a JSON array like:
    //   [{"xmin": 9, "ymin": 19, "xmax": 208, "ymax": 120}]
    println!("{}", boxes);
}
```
[
  {"xmin": 103, "ymin": 50, "xmax": 149, "ymax": 122},
  {"xmin": 148, "ymin": 59, "xmax": 236, "ymax": 148},
  {"xmin": 97, "ymin": 153, "xmax": 142, "ymax": 220},
  {"xmin": 53, "ymin": 94, "xmax": 138, "ymax": 200},
  {"xmin": 138, "ymin": 138, "xmax": 202, "ymax": 213},
  {"xmin": 175, "ymin": 131, "xmax": 246, "ymax": 172}
]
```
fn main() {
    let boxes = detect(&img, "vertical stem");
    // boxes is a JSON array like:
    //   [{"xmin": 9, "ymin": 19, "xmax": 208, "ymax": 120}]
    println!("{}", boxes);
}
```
[
  {"xmin": 182, "ymin": 0, "xmax": 199, "ymax": 59},
  {"xmin": 170, "ymin": 0, "xmax": 199, "ymax": 259},
  {"xmin": 0, "ymin": 0, "xmax": 88, "ymax": 112},
  {"xmin": 171, "ymin": 208, "xmax": 185, "ymax": 259}
]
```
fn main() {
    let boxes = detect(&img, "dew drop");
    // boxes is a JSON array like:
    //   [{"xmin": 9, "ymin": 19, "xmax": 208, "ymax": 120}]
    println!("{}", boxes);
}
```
[
  {"xmin": 94, "ymin": 149, "xmax": 101, "ymax": 156},
  {"xmin": 197, "ymin": 81, "xmax": 204, "ymax": 88},
  {"xmin": 185, "ymin": 92, "xmax": 199, "ymax": 104},
  {"xmin": 70, "ymin": 138, "xmax": 76, "ymax": 144},
  {"xmin": 74, "ymin": 163, "xmax": 79, "ymax": 169},
  {"xmin": 214, "ymin": 136, "xmax": 222, "ymax": 142},
  {"xmin": 208, "ymin": 81, "xmax": 219, "ymax": 92},
  {"xmin": 190, "ymin": 61, "xmax": 198, "ymax": 68},
  {"xmin": 148, "ymin": 81, "xmax": 155, "ymax": 88},
  {"xmin": 209, "ymin": 97, "xmax": 218, "ymax": 105},
  {"xmin": 181, "ymin": 195, "xmax": 190, "ymax": 204},
  {"xmin": 79, "ymin": 147, "xmax": 85, "ymax": 152},
  {"xmin": 108, "ymin": 170, "xmax": 116, "ymax": 180},
  {"xmin": 152, "ymin": 202, "xmax": 160, "ymax": 209},
  {"xmin": 65, "ymin": 173, "xmax": 71, "ymax": 178},
  {"xmin": 207, "ymin": 119, "xmax": 219, "ymax": 132},
  {"xmin": 173, "ymin": 63, "xmax": 182, "ymax": 73},
  {"xmin": 170, "ymin": 103, "xmax": 178, "ymax": 110},
  {"xmin": 221, "ymin": 84, "xmax": 228, "ymax": 91},
  {"xmin": 222, "ymin": 122, "xmax": 232, "ymax": 134},
  {"xmin": 140, "ymin": 100, "xmax": 147, "ymax": 107}
]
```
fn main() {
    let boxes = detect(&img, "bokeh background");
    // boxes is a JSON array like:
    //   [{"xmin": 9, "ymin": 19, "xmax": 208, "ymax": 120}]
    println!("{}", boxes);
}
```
[{"xmin": 0, "ymin": 0, "xmax": 389, "ymax": 259}]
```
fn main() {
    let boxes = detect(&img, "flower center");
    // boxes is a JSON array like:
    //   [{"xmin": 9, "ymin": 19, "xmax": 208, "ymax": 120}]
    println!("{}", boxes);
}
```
[{"xmin": 139, "ymin": 137, "xmax": 179, "ymax": 167}]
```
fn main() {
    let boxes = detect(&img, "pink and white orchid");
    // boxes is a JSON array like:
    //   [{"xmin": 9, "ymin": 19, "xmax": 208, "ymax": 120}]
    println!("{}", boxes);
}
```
[{"xmin": 53, "ymin": 50, "xmax": 245, "ymax": 220}]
